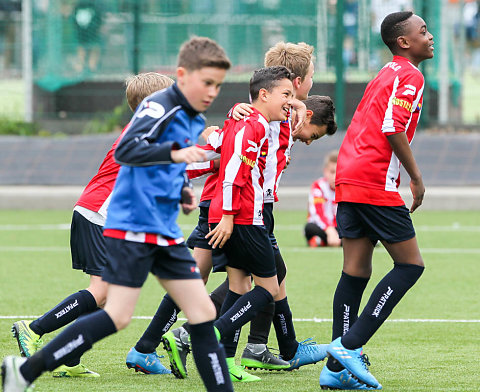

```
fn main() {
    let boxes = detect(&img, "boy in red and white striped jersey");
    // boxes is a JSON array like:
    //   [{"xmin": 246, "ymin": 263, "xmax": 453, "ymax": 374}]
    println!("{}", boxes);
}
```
[{"xmin": 305, "ymin": 150, "xmax": 341, "ymax": 248}]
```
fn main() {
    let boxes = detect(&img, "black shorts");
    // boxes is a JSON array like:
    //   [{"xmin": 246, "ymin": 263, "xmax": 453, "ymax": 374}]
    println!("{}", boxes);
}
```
[
  {"xmin": 211, "ymin": 223, "xmax": 277, "ymax": 278},
  {"xmin": 336, "ymin": 202, "xmax": 416, "ymax": 244},
  {"xmin": 263, "ymin": 203, "xmax": 280, "ymax": 255},
  {"xmin": 186, "ymin": 206, "xmax": 229, "ymax": 271},
  {"xmin": 70, "ymin": 210, "xmax": 107, "ymax": 276},
  {"xmin": 186, "ymin": 206, "xmax": 210, "ymax": 250},
  {"xmin": 102, "ymin": 237, "xmax": 202, "ymax": 288}
]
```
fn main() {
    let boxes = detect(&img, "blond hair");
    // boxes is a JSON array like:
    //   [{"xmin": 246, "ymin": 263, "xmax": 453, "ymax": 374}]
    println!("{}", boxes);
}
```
[
  {"xmin": 125, "ymin": 72, "xmax": 175, "ymax": 111},
  {"xmin": 324, "ymin": 150, "xmax": 338, "ymax": 167},
  {"xmin": 177, "ymin": 36, "xmax": 231, "ymax": 71},
  {"xmin": 264, "ymin": 42, "xmax": 314, "ymax": 81}
]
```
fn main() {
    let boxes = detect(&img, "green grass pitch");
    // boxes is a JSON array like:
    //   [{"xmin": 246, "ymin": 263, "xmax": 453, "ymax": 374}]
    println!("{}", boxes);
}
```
[{"xmin": 1, "ymin": 209, "xmax": 479, "ymax": 391}]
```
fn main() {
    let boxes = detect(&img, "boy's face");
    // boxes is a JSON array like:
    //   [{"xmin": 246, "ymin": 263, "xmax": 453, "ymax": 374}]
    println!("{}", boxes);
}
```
[
  {"xmin": 323, "ymin": 161, "xmax": 336, "ymax": 190},
  {"xmin": 263, "ymin": 78, "xmax": 294, "ymax": 121},
  {"xmin": 402, "ymin": 15, "xmax": 434, "ymax": 63},
  {"xmin": 176, "ymin": 66, "xmax": 227, "ymax": 112},
  {"xmin": 293, "ymin": 114, "xmax": 327, "ymax": 145},
  {"xmin": 295, "ymin": 61, "xmax": 314, "ymax": 101}
]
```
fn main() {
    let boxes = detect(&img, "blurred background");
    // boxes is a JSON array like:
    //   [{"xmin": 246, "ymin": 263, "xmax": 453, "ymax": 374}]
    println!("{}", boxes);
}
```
[{"xmin": 0, "ymin": 0, "xmax": 479, "ymax": 207}]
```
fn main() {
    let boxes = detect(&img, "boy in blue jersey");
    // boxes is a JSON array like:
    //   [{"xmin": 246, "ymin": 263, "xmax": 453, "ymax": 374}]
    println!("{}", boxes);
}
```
[{"xmin": 1, "ymin": 37, "xmax": 234, "ymax": 392}]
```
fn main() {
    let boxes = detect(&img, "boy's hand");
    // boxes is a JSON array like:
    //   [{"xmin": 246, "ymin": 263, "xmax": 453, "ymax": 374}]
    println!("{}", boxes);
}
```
[
  {"xmin": 409, "ymin": 177, "xmax": 425, "ymax": 213},
  {"xmin": 201, "ymin": 126, "xmax": 219, "ymax": 142},
  {"xmin": 180, "ymin": 187, "xmax": 197, "ymax": 215},
  {"xmin": 231, "ymin": 103, "xmax": 254, "ymax": 121},
  {"xmin": 205, "ymin": 214, "xmax": 234, "ymax": 249},
  {"xmin": 290, "ymin": 99, "xmax": 306, "ymax": 136},
  {"xmin": 325, "ymin": 226, "xmax": 342, "ymax": 247},
  {"xmin": 171, "ymin": 146, "xmax": 206, "ymax": 164}
]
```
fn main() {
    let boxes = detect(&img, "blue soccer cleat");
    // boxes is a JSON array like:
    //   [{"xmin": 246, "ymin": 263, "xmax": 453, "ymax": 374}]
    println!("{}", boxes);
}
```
[
  {"xmin": 327, "ymin": 337, "xmax": 380, "ymax": 389},
  {"xmin": 287, "ymin": 338, "xmax": 328, "ymax": 370},
  {"xmin": 319, "ymin": 365, "xmax": 382, "ymax": 390},
  {"xmin": 126, "ymin": 347, "xmax": 171, "ymax": 375}
]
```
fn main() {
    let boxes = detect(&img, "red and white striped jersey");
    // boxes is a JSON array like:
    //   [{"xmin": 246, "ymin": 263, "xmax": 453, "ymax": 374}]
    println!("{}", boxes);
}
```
[
  {"xmin": 335, "ymin": 56, "xmax": 425, "ymax": 206},
  {"xmin": 307, "ymin": 177, "xmax": 337, "ymax": 229},
  {"xmin": 261, "ymin": 118, "xmax": 293, "ymax": 203},
  {"xmin": 209, "ymin": 109, "xmax": 270, "ymax": 225},
  {"xmin": 75, "ymin": 125, "xmax": 128, "ymax": 221}
]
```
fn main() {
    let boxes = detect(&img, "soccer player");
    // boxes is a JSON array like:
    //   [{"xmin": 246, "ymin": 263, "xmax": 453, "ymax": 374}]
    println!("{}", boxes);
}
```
[
  {"xmin": 304, "ymin": 149, "xmax": 341, "ymax": 248},
  {"xmin": 11, "ymin": 72, "xmax": 175, "ymax": 378},
  {"xmin": 203, "ymin": 65, "xmax": 296, "ymax": 382},
  {"xmin": 2, "ymin": 36, "xmax": 234, "ymax": 392},
  {"xmin": 232, "ymin": 43, "xmax": 337, "ymax": 372},
  {"xmin": 320, "ymin": 11, "xmax": 434, "ymax": 390}
]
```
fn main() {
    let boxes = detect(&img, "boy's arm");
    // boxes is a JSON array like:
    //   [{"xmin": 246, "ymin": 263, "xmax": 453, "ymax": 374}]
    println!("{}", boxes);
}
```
[{"xmin": 387, "ymin": 132, "xmax": 424, "ymax": 213}]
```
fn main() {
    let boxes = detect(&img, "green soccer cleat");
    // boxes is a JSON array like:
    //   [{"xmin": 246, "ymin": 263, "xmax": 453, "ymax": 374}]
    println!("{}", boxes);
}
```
[
  {"xmin": 161, "ymin": 328, "xmax": 190, "ymax": 379},
  {"xmin": 240, "ymin": 343, "xmax": 290, "ymax": 371},
  {"xmin": 52, "ymin": 364, "xmax": 100, "ymax": 378},
  {"xmin": 227, "ymin": 358, "xmax": 261, "ymax": 382},
  {"xmin": 11, "ymin": 321, "xmax": 43, "ymax": 358}
]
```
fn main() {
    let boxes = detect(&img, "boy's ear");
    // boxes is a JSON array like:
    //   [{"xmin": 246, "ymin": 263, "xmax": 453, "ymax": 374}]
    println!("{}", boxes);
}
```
[
  {"xmin": 306, "ymin": 109, "xmax": 313, "ymax": 118},
  {"xmin": 292, "ymin": 76, "xmax": 303, "ymax": 90},
  {"xmin": 397, "ymin": 36, "xmax": 409, "ymax": 50},
  {"xmin": 259, "ymin": 88, "xmax": 269, "ymax": 102},
  {"xmin": 176, "ymin": 66, "xmax": 187, "ymax": 81}
]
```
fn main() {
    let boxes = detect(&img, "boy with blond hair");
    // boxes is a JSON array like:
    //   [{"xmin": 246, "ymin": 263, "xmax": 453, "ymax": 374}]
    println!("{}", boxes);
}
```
[
  {"xmin": 11, "ymin": 72, "xmax": 175, "ymax": 378},
  {"xmin": 3, "ymin": 37, "xmax": 234, "ymax": 392}
]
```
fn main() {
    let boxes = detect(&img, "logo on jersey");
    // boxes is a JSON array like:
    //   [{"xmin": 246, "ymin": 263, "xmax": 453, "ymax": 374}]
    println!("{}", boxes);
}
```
[
  {"xmin": 137, "ymin": 101, "xmax": 166, "ymax": 119},
  {"xmin": 385, "ymin": 61, "xmax": 401, "ymax": 72},
  {"xmin": 245, "ymin": 139, "xmax": 259, "ymax": 153},
  {"xmin": 415, "ymin": 102, "xmax": 423, "ymax": 112},
  {"xmin": 402, "ymin": 84, "xmax": 416, "ymax": 96},
  {"xmin": 238, "ymin": 154, "xmax": 255, "ymax": 168},
  {"xmin": 392, "ymin": 97, "xmax": 413, "ymax": 112}
]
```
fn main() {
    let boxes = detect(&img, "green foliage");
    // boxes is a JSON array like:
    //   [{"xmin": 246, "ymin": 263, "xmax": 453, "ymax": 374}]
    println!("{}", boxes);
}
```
[
  {"xmin": 1, "ymin": 210, "xmax": 480, "ymax": 391},
  {"xmin": 82, "ymin": 101, "xmax": 129, "ymax": 135},
  {"xmin": 0, "ymin": 117, "xmax": 40, "ymax": 136}
]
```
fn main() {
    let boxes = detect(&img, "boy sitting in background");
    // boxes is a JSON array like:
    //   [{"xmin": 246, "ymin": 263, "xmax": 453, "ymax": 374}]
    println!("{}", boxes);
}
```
[{"xmin": 305, "ymin": 149, "xmax": 341, "ymax": 247}]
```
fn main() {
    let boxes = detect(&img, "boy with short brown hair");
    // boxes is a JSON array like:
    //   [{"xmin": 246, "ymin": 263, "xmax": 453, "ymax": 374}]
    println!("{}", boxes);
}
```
[
  {"xmin": 10, "ymin": 72, "xmax": 174, "ymax": 379},
  {"xmin": 2, "ymin": 37, "xmax": 234, "ymax": 392}
]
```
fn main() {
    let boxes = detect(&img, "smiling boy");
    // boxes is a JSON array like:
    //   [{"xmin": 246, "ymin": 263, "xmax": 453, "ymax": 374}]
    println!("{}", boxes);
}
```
[{"xmin": 320, "ymin": 12, "xmax": 434, "ymax": 390}]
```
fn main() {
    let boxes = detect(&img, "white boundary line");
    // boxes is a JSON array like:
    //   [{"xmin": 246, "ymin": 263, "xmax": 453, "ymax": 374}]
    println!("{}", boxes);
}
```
[
  {"xmin": 2, "ymin": 223, "xmax": 480, "ymax": 233},
  {"xmin": 2, "ymin": 246, "xmax": 480, "ymax": 255},
  {"xmin": 1, "ymin": 315, "xmax": 479, "ymax": 323}
]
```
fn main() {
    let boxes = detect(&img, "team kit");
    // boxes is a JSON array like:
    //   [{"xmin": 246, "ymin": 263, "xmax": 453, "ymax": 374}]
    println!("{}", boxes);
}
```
[{"xmin": 2, "ymin": 11, "xmax": 433, "ymax": 392}]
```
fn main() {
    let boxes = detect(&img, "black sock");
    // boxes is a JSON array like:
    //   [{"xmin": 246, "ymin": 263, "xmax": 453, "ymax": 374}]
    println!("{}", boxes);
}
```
[
  {"xmin": 273, "ymin": 297, "xmax": 298, "ymax": 360},
  {"xmin": 214, "ymin": 286, "xmax": 273, "ymax": 340},
  {"xmin": 20, "ymin": 309, "xmax": 116, "ymax": 383},
  {"xmin": 29, "ymin": 290, "xmax": 97, "ymax": 336},
  {"xmin": 216, "ymin": 290, "xmax": 242, "ymax": 357},
  {"xmin": 327, "ymin": 271, "xmax": 369, "ymax": 371},
  {"xmin": 247, "ymin": 301, "xmax": 274, "ymax": 344},
  {"xmin": 332, "ymin": 272, "xmax": 370, "ymax": 340},
  {"xmin": 342, "ymin": 263, "xmax": 424, "ymax": 349},
  {"xmin": 210, "ymin": 279, "xmax": 229, "ymax": 318},
  {"xmin": 183, "ymin": 279, "xmax": 230, "ymax": 334},
  {"xmin": 189, "ymin": 320, "xmax": 233, "ymax": 392},
  {"xmin": 135, "ymin": 294, "xmax": 179, "ymax": 354}
]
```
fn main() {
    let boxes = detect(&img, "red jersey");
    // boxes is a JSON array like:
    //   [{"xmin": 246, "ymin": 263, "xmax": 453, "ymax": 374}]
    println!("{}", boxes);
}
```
[
  {"xmin": 75, "ymin": 125, "xmax": 128, "ymax": 218},
  {"xmin": 307, "ymin": 177, "xmax": 337, "ymax": 229},
  {"xmin": 335, "ymin": 56, "xmax": 425, "ymax": 206},
  {"xmin": 261, "ymin": 118, "xmax": 293, "ymax": 203},
  {"xmin": 209, "ymin": 109, "xmax": 269, "ymax": 225}
]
